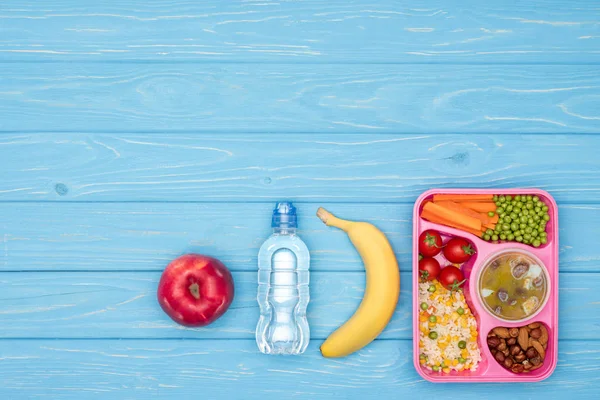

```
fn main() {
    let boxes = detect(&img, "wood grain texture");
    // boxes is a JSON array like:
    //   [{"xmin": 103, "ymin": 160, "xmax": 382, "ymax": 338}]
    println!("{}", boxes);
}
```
[
  {"xmin": 0, "ymin": 203, "xmax": 595, "ymax": 273},
  {"xmin": 0, "ymin": 271, "xmax": 595, "ymax": 340},
  {"xmin": 1, "ymin": 64, "xmax": 599, "ymax": 132},
  {"xmin": 1, "ymin": 0, "xmax": 599, "ymax": 63},
  {"xmin": 0, "ymin": 339, "xmax": 598, "ymax": 399},
  {"xmin": 0, "ymin": 134, "xmax": 599, "ymax": 202}
]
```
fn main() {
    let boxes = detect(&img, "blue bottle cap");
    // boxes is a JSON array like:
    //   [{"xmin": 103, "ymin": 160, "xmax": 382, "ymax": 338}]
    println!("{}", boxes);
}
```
[{"xmin": 272, "ymin": 202, "xmax": 297, "ymax": 229}]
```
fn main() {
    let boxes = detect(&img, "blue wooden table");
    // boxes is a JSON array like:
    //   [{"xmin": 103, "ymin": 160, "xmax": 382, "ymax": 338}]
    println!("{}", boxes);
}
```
[{"xmin": 1, "ymin": 1, "xmax": 599, "ymax": 398}]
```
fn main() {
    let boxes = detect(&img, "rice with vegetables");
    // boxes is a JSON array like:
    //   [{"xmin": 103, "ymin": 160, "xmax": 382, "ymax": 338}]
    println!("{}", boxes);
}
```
[{"xmin": 418, "ymin": 280, "xmax": 481, "ymax": 373}]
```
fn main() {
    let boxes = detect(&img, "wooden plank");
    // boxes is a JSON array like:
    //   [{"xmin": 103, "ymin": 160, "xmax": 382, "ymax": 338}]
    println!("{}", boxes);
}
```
[
  {"xmin": 1, "ymin": 64, "xmax": 600, "ymax": 133},
  {"xmin": 0, "ymin": 270, "xmax": 595, "ymax": 340},
  {"xmin": 0, "ymin": 203, "xmax": 594, "ymax": 273},
  {"xmin": 1, "ymin": 1, "xmax": 599, "ymax": 63},
  {"xmin": 0, "ymin": 134, "xmax": 599, "ymax": 202},
  {"xmin": 0, "ymin": 339, "xmax": 597, "ymax": 398}
]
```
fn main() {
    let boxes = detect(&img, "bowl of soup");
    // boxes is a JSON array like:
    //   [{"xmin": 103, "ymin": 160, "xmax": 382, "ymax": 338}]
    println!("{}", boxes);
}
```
[{"xmin": 477, "ymin": 249, "xmax": 549, "ymax": 322}]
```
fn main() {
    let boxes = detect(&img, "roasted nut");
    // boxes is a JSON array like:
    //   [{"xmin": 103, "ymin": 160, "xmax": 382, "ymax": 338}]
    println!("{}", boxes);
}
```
[
  {"xmin": 497, "ymin": 341, "xmax": 507, "ymax": 351},
  {"xmin": 493, "ymin": 327, "xmax": 510, "ymax": 339},
  {"xmin": 526, "ymin": 347, "xmax": 538, "ymax": 359},
  {"xmin": 518, "ymin": 327, "xmax": 529, "ymax": 349},
  {"xmin": 495, "ymin": 351, "xmax": 505, "ymax": 362},
  {"xmin": 515, "ymin": 353, "xmax": 526, "ymax": 362},
  {"xmin": 530, "ymin": 328, "xmax": 542, "ymax": 339},
  {"xmin": 509, "ymin": 328, "xmax": 519, "ymax": 338},
  {"xmin": 528, "ymin": 322, "xmax": 541, "ymax": 329},
  {"xmin": 531, "ymin": 339, "xmax": 546, "ymax": 360},
  {"xmin": 488, "ymin": 331, "xmax": 497, "ymax": 338},
  {"xmin": 511, "ymin": 363, "xmax": 524, "ymax": 373},
  {"xmin": 502, "ymin": 348, "xmax": 510, "ymax": 357},
  {"xmin": 487, "ymin": 337, "xmax": 501, "ymax": 348},
  {"xmin": 530, "ymin": 361, "xmax": 544, "ymax": 371},
  {"xmin": 530, "ymin": 356, "xmax": 542, "ymax": 366},
  {"xmin": 507, "ymin": 337, "xmax": 517, "ymax": 346},
  {"xmin": 539, "ymin": 325, "xmax": 548, "ymax": 346},
  {"xmin": 510, "ymin": 345, "xmax": 521, "ymax": 356},
  {"xmin": 503, "ymin": 357, "xmax": 514, "ymax": 369},
  {"xmin": 522, "ymin": 360, "xmax": 532, "ymax": 370}
]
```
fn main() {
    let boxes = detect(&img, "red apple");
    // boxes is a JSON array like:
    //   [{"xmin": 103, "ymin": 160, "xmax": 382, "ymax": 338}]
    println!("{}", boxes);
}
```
[{"xmin": 157, "ymin": 254, "xmax": 234, "ymax": 327}]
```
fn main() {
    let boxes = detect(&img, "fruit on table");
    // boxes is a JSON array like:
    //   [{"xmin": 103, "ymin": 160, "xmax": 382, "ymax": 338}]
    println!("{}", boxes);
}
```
[
  {"xmin": 157, "ymin": 254, "xmax": 234, "ymax": 327},
  {"xmin": 443, "ymin": 237, "xmax": 476, "ymax": 264},
  {"xmin": 316, "ymin": 208, "xmax": 400, "ymax": 358},
  {"xmin": 437, "ymin": 265, "xmax": 465, "ymax": 292},
  {"xmin": 418, "ymin": 229, "xmax": 443, "ymax": 257},
  {"xmin": 419, "ymin": 257, "xmax": 441, "ymax": 281}
]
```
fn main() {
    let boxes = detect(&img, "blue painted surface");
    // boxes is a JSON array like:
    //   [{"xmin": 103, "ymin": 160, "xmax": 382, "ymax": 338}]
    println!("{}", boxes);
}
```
[{"xmin": 0, "ymin": 1, "xmax": 599, "ymax": 399}]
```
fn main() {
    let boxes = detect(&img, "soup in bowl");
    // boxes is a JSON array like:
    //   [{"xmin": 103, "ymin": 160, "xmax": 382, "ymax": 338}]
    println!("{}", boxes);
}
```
[{"xmin": 477, "ymin": 250, "xmax": 549, "ymax": 322}]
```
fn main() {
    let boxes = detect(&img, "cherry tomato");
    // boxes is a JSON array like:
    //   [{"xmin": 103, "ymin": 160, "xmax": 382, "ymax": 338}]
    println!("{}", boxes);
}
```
[
  {"xmin": 438, "ymin": 265, "xmax": 466, "ymax": 292},
  {"xmin": 418, "ymin": 230, "xmax": 443, "ymax": 257},
  {"xmin": 419, "ymin": 257, "xmax": 441, "ymax": 281},
  {"xmin": 443, "ymin": 238, "xmax": 476, "ymax": 264}
]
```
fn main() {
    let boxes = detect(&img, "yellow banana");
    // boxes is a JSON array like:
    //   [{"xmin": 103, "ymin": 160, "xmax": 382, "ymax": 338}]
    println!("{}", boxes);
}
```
[{"xmin": 317, "ymin": 207, "xmax": 400, "ymax": 358}]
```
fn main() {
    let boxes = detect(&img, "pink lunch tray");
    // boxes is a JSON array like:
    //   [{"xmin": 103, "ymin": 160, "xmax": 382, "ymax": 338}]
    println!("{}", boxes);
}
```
[{"xmin": 412, "ymin": 189, "xmax": 559, "ymax": 382}]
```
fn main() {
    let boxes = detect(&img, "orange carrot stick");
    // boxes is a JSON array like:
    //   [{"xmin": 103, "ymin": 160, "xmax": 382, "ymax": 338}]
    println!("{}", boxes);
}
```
[
  {"xmin": 436, "ymin": 201, "xmax": 486, "ymax": 223},
  {"xmin": 433, "ymin": 194, "xmax": 493, "ymax": 202},
  {"xmin": 422, "ymin": 202, "xmax": 482, "ymax": 231},
  {"xmin": 459, "ymin": 202, "xmax": 497, "ymax": 213},
  {"xmin": 421, "ymin": 208, "xmax": 483, "ymax": 237}
]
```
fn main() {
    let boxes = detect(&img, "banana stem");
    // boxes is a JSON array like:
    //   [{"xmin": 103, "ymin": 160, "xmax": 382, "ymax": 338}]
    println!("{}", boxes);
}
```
[{"xmin": 317, "ymin": 207, "xmax": 352, "ymax": 231}]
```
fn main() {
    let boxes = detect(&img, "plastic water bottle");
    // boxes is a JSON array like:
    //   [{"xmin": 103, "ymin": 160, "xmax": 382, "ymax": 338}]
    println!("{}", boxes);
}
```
[{"xmin": 256, "ymin": 202, "xmax": 310, "ymax": 355}]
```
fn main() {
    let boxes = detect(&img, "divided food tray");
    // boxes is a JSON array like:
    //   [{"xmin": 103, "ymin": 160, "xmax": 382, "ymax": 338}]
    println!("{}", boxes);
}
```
[{"xmin": 412, "ymin": 189, "xmax": 558, "ymax": 382}]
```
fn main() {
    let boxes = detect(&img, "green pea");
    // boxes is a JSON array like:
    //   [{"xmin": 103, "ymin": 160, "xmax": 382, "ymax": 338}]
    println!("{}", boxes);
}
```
[
  {"xmin": 504, "ymin": 216, "xmax": 512, "ymax": 223},
  {"xmin": 484, "ymin": 234, "xmax": 491, "ymax": 241},
  {"xmin": 516, "ymin": 236, "xmax": 523, "ymax": 242},
  {"xmin": 541, "ymin": 237, "xmax": 548, "ymax": 244},
  {"xmin": 458, "ymin": 340, "xmax": 467, "ymax": 349},
  {"xmin": 486, "ymin": 229, "xmax": 494, "ymax": 236},
  {"xmin": 543, "ymin": 214, "xmax": 550, "ymax": 221},
  {"xmin": 492, "ymin": 234, "xmax": 499, "ymax": 241},
  {"xmin": 429, "ymin": 331, "xmax": 438, "ymax": 340},
  {"xmin": 534, "ymin": 207, "xmax": 541, "ymax": 213},
  {"xmin": 542, "ymin": 205, "xmax": 549, "ymax": 212},
  {"xmin": 510, "ymin": 223, "xmax": 518, "ymax": 231},
  {"xmin": 520, "ymin": 223, "xmax": 527, "ymax": 229},
  {"xmin": 524, "ymin": 233, "xmax": 532, "ymax": 240},
  {"xmin": 506, "ymin": 195, "xmax": 512, "ymax": 201},
  {"xmin": 420, "ymin": 353, "xmax": 427, "ymax": 360},
  {"xmin": 533, "ymin": 196, "xmax": 539, "ymax": 203},
  {"xmin": 511, "ymin": 212, "xmax": 518, "ymax": 220},
  {"xmin": 428, "ymin": 285, "xmax": 436, "ymax": 293},
  {"xmin": 499, "ymin": 195, "xmax": 506, "ymax": 203},
  {"xmin": 429, "ymin": 315, "xmax": 437, "ymax": 323},
  {"xmin": 494, "ymin": 225, "xmax": 502, "ymax": 233},
  {"xmin": 432, "ymin": 365, "xmax": 440, "ymax": 372},
  {"xmin": 526, "ymin": 203, "xmax": 533, "ymax": 210},
  {"xmin": 527, "ymin": 195, "xmax": 533, "ymax": 201},
  {"xmin": 520, "ymin": 216, "xmax": 527, "ymax": 223},
  {"xmin": 500, "ymin": 233, "xmax": 507, "ymax": 240},
  {"xmin": 507, "ymin": 233, "xmax": 515, "ymax": 241},
  {"xmin": 531, "ymin": 230, "xmax": 539, "ymax": 238},
  {"xmin": 458, "ymin": 357, "xmax": 466, "ymax": 364},
  {"xmin": 540, "ymin": 231, "xmax": 547, "ymax": 238},
  {"xmin": 493, "ymin": 195, "xmax": 498, "ymax": 201},
  {"xmin": 523, "ymin": 209, "xmax": 529, "ymax": 216},
  {"xmin": 506, "ymin": 205, "xmax": 513, "ymax": 212},
  {"xmin": 497, "ymin": 207, "xmax": 504, "ymax": 214},
  {"xmin": 529, "ymin": 221, "xmax": 536, "ymax": 228},
  {"xmin": 523, "ymin": 238, "xmax": 531, "ymax": 244},
  {"xmin": 515, "ymin": 195, "xmax": 521, "ymax": 201},
  {"xmin": 457, "ymin": 307, "xmax": 465, "ymax": 315},
  {"xmin": 533, "ymin": 215, "xmax": 540, "ymax": 222},
  {"xmin": 515, "ymin": 201, "xmax": 522, "ymax": 208},
  {"xmin": 533, "ymin": 240, "xmax": 541, "ymax": 247},
  {"xmin": 488, "ymin": 211, "xmax": 495, "ymax": 217},
  {"xmin": 421, "ymin": 302, "xmax": 428, "ymax": 310},
  {"xmin": 495, "ymin": 201, "xmax": 502, "ymax": 207}
]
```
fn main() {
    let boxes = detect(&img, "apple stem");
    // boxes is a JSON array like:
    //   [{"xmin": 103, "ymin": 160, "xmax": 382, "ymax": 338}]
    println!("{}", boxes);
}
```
[{"xmin": 189, "ymin": 282, "xmax": 200, "ymax": 299}]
